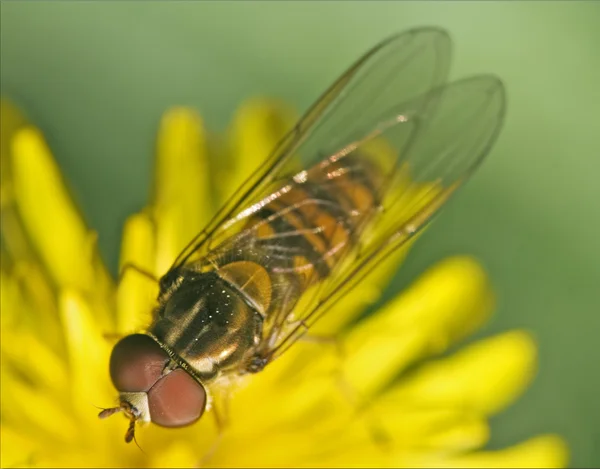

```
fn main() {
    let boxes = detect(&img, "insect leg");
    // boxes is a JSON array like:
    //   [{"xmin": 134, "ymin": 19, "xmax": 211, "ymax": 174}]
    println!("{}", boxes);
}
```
[
  {"xmin": 100, "ymin": 264, "xmax": 158, "ymax": 342},
  {"xmin": 101, "ymin": 332, "xmax": 125, "ymax": 343},
  {"xmin": 118, "ymin": 262, "xmax": 158, "ymax": 285},
  {"xmin": 198, "ymin": 390, "xmax": 231, "ymax": 466},
  {"xmin": 297, "ymin": 331, "xmax": 346, "ymax": 359}
]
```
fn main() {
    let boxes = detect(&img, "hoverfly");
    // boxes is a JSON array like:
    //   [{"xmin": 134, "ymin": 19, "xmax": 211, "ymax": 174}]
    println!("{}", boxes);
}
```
[{"xmin": 99, "ymin": 27, "xmax": 506, "ymax": 443}]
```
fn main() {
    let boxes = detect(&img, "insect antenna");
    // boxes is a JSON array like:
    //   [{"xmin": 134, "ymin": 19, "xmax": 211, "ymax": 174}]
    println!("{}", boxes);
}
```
[
  {"xmin": 125, "ymin": 420, "xmax": 146, "ymax": 454},
  {"xmin": 97, "ymin": 405, "xmax": 122, "ymax": 419}
]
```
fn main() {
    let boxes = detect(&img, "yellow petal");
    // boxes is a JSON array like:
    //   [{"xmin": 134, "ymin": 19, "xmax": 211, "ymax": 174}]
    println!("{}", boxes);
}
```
[
  {"xmin": 381, "ymin": 330, "xmax": 537, "ymax": 415},
  {"xmin": 214, "ymin": 428, "xmax": 348, "ymax": 468},
  {"xmin": 32, "ymin": 446, "xmax": 138, "ymax": 469},
  {"xmin": 342, "ymin": 256, "xmax": 493, "ymax": 399},
  {"xmin": 10, "ymin": 127, "xmax": 109, "ymax": 295},
  {"xmin": 231, "ymin": 370, "xmax": 344, "ymax": 437},
  {"xmin": 366, "ymin": 406, "xmax": 489, "ymax": 453},
  {"xmin": 59, "ymin": 289, "xmax": 113, "ymax": 417},
  {"xmin": 1, "ymin": 330, "xmax": 69, "ymax": 397},
  {"xmin": 137, "ymin": 417, "xmax": 216, "ymax": 467},
  {"xmin": 0, "ymin": 200, "xmax": 37, "ymax": 268},
  {"xmin": 0, "ymin": 426, "xmax": 38, "ymax": 468},
  {"xmin": 0, "ymin": 269, "xmax": 17, "ymax": 328},
  {"xmin": 152, "ymin": 107, "xmax": 212, "ymax": 274},
  {"xmin": 149, "ymin": 441, "xmax": 199, "ymax": 469},
  {"xmin": 221, "ymin": 97, "xmax": 297, "ymax": 203},
  {"xmin": 116, "ymin": 212, "xmax": 159, "ymax": 334},
  {"xmin": 411, "ymin": 434, "xmax": 569, "ymax": 468},
  {"xmin": 0, "ymin": 262, "xmax": 63, "ymax": 353},
  {"xmin": 229, "ymin": 336, "xmax": 349, "ymax": 434},
  {"xmin": 1, "ymin": 378, "xmax": 78, "ymax": 445},
  {"xmin": 420, "ymin": 415, "xmax": 489, "ymax": 453}
]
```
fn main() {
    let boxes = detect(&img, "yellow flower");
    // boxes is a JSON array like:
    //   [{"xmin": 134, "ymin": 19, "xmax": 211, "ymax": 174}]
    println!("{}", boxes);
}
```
[{"xmin": 0, "ymin": 96, "xmax": 568, "ymax": 468}]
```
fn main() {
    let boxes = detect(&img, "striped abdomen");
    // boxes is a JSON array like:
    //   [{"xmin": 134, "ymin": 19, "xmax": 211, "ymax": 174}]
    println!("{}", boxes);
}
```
[
  {"xmin": 241, "ymin": 154, "xmax": 382, "ymax": 285},
  {"xmin": 150, "ymin": 154, "xmax": 382, "ymax": 377},
  {"xmin": 209, "ymin": 154, "xmax": 383, "ymax": 336}
]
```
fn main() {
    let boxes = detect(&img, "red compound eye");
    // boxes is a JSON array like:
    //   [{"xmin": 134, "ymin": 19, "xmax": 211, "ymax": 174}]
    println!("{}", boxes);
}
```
[
  {"xmin": 109, "ymin": 333, "xmax": 206, "ymax": 428},
  {"xmin": 109, "ymin": 334, "xmax": 169, "ymax": 392},
  {"xmin": 148, "ymin": 368, "xmax": 206, "ymax": 427}
]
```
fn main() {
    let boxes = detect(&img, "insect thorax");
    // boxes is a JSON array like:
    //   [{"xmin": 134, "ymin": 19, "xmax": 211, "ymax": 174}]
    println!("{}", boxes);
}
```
[{"xmin": 150, "ymin": 270, "xmax": 263, "ymax": 380}]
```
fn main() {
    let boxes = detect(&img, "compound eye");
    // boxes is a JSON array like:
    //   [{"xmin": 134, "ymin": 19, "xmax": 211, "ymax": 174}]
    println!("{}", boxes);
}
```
[
  {"xmin": 109, "ymin": 334, "xmax": 169, "ymax": 392},
  {"xmin": 148, "ymin": 369, "xmax": 206, "ymax": 427}
]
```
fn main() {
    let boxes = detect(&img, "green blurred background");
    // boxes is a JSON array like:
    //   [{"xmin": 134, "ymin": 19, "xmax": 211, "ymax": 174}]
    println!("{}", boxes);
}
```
[{"xmin": 2, "ymin": 1, "xmax": 599, "ymax": 466}]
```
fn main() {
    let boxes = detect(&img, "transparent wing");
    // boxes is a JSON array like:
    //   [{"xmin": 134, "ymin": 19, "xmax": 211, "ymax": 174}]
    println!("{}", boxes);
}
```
[
  {"xmin": 169, "ymin": 27, "xmax": 452, "ymax": 270},
  {"xmin": 265, "ymin": 74, "xmax": 507, "ymax": 361}
]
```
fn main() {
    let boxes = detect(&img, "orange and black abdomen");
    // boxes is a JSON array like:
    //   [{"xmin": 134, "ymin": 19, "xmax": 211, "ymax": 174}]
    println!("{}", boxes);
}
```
[
  {"xmin": 242, "ymin": 154, "xmax": 382, "ymax": 286},
  {"xmin": 150, "ymin": 155, "xmax": 382, "ymax": 378}
]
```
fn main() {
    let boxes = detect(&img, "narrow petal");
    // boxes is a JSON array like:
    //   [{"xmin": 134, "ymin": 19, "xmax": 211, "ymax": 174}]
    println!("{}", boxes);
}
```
[
  {"xmin": 152, "ymin": 108, "xmax": 212, "ymax": 274},
  {"xmin": 418, "ymin": 414, "xmax": 489, "ymax": 453},
  {"xmin": 0, "ymin": 426, "xmax": 38, "ymax": 468},
  {"xmin": 366, "ymin": 406, "xmax": 489, "ymax": 453},
  {"xmin": 0, "ymin": 262, "xmax": 63, "ymax": 353},
  {"xmin": 0, "ymin": 269, "xmax": 17, "ymax": 328},
  {"xmin": 230, "ymin": 368, "xmax": 344, "ymax": 437},
  {"xmin": 408, "ymin": 434, "xmax": 569, "ymax": 468},
  {"xmin": 380, "ymin": 330, "xmax": 537, "ymax": 415},
  {"xmin": 138, "ymin": 417, "xmax": 216, "ymax": 467},
  {"xmin": 2, "ymin": 101, "xmax": 115, "ymax": 338},
  {"xmin": 341, "ymin": 256, "xmax": 494, "ymax": 399},
  {"xmin": 229, "ymin": 339, "xmax": 344, "ymax": 431},
  {"xmin": 148, "ymin": 441, "xmax": 199, "ymax": 469},
  {"xmin": 116, "ymin": 212, "xmax": 158, "ymax": 334},
  {"xmin": 214, "ymin": 428, "xmax": 356, "ymax": 468},
  {"xmin": 220, "ymin": 97, "xmax": 297, "ymax": 203},
  {"xmin": 1, "ymin": 330, "xmax": 69, "ymax": 397},
  {"xmin": 11, "ymin": 127, "xmax": 98, "ymax": 292},
  {"xmin": 1, "ymin": 378, "xmax": 78, "ymax": 445},
  {"xmin": 59, "ymin": 289, "xmax": 114, "ymax": 418}
]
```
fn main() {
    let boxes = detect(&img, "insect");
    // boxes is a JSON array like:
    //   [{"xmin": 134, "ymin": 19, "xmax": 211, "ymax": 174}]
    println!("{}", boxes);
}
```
[{"xmin": 99, "ymin": 27, "xmax": 506, "ymax": 443}]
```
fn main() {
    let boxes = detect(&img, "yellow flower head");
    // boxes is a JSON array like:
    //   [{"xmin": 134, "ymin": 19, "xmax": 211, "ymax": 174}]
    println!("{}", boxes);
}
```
[{"xmin": 1, "ymin": 97, "xmax": 568, "ymax": 468}]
